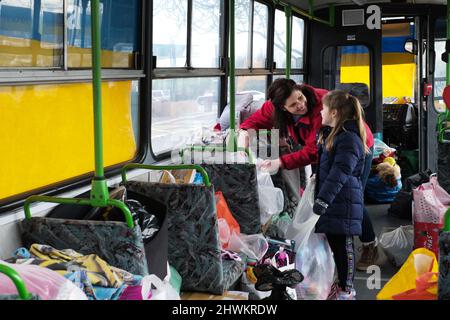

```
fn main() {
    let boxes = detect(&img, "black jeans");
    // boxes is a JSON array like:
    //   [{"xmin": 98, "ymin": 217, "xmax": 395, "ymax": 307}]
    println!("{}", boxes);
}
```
[
  {"xmin": 326, "ymin": 234, "xmax": 355, "ymax": 292},
  {"xmin": 360, "ymin": 147, "xmax": 376, "ymax": 243}
]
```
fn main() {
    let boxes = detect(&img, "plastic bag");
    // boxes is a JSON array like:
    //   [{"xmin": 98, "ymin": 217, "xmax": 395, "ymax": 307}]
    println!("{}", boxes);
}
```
[
  {"xmin": 379, "ymin": 225, "xmax": 414, "ymax": 267},
  {"xmin": 215, "ymin": 191, "xmax": 241, "ymax": 249},
  {"xmin": 285, "ymin": 177, "xmax": 316, "ymax": 242},
  {"xmin": 413, "ymin": 175, "xmax": 450, "ymax": 257},
  {"xmin": 228, "ymin": 233, "xmax": 269, "ymax": 261},
  {"xmin": 143, "ymin": 267, "xmax": 181, "ymax": 300},
  {"xmin": 377, "ymin": 248, "xmax": 438, "ymax": 300},
  {"xmin": 0, "ymin": 261, "xmax": 88, "ymax": 300},
  {"xmin": 373, "ymin": 138, "xmax": 396, "ymax": 159},
  {"xmin": 257, "ymin": 171, "xmax": 284, "ymax": 225},
  {"xmin": 284, "ymin": 179, "xmax": 336, "ymax": 300}
]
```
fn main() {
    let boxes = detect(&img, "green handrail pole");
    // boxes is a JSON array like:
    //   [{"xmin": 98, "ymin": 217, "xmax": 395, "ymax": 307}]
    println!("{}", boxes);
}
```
[
  {"xmin": 0, "ymin": 264, "xmax": 33, "ymax": 300},
  {"xmin": 329, "ymin": 4, "xmax": 335, "ymax": 28},
  {"xmin": 445, "ymin": 208, "xmax": 450, "ymax": 232},
  {"xmin": 90, "ymin": 0, "xmax": 109, "ymax": 205},
  {"xmin": 228, "ymin": 0, "xmax": 237, "ymax": 152},
  {"xmin": 285, "ymin": 5, "xmax": 292, "ymax": 79},
  {"xmin": 24, "ymin": 196, "xmax": 135, "ymax": 228},
  {"xmin": 121, "ymin": 164, "xmax": 212, "ymax": 187}
]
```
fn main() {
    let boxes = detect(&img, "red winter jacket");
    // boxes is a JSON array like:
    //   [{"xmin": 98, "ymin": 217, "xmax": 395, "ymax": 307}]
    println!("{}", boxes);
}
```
[
  {"xmin": 364, "ymin": 122, "xmax": 374, "ymax": 149},
  {"xmin": 240, "ymin": 85, "xmax": 328, "ymax": 170}
]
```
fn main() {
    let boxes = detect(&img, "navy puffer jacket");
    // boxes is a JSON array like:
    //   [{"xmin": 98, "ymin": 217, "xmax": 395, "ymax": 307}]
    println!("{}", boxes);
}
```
[{"xmin": 315, "ymin": 120, "xmax": 366, "ymax": 236}]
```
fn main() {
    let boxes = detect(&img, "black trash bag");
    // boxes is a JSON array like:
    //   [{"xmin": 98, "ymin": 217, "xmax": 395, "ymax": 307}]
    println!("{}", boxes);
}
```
[
  {"xmin": 83, "ymin": 189, "xmax": 161, "ymax": 244},
  {"xmin": 404, "ymin": 169, "xmax": 433, "ymax": 192},
  {"xmin": 388, "ymin": 169, "xmax": 433, "ymax": 220},
  {"xmin": 387, "ymin": 190, "xmax": 413, "ymax": 220},
  {"xmin": 438, "ymin": 137, "xmax": 450, "ymax": 194}
]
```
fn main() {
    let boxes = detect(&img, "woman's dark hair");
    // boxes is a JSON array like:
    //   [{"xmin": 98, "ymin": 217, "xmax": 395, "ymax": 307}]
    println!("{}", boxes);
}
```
[{"xmin": 269, "ymin": 78, "xmax": 317, "ymax": 138}]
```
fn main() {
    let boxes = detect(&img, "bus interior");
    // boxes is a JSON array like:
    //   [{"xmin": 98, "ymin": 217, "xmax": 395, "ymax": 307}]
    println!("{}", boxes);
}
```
[{"xmin": 0, "ymin": 0, "xmax": 449, "ymax": 301}]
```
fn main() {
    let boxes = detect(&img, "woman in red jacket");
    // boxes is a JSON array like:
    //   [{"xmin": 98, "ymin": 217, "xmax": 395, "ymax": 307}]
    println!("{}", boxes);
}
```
[{"xmin": 238, "ymin": 78, "xmax": 327, "ymax": 172}]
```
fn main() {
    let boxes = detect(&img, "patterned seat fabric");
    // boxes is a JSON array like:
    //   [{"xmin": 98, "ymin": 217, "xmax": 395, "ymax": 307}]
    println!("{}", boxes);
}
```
[
  {"xmin": 124, "ymin": 181, "xmax": 245, "ymax": 295},
  {"xmin": 20, "ymin": 218, "xmax": 148, "ymax": 276},
  {"xmin": 202, "ymin": 164, "xmax": 261, "ymax": 235}
]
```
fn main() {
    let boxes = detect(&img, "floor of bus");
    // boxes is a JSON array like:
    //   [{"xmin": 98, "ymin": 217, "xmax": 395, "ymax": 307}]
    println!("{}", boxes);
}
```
[{"xmin": 353, "ymin": 203, "xmax": 409, "ymax": 300}]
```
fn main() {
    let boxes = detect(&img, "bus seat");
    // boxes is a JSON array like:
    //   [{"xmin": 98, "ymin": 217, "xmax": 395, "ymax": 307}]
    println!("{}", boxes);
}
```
[
  {"xmin": 123, "ymin": 181, "xmax": 245, "ymax": 295},
  {"xmin": 336, "ymin": 82, "xmax": 370, "ymax": 108},
  {"xmin": 383, "ymin": 103, "xmax": 418, "ymax": 149},
  {"xmin": 202, "ymin": 163, "xmax": 262, "ymax": 235}
]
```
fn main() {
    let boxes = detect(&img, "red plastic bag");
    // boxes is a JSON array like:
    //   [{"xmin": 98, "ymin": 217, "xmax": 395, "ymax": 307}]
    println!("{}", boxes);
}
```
[{"xmin": 215, "ymin": 191, "xmax": 240, "ymax": 248}]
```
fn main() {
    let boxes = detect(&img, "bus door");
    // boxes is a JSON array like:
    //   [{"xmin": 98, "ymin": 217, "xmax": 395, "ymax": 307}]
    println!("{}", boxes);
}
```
[{"xmin": 308, "ymin": 5, "xmax": 383, "ymax": 140}]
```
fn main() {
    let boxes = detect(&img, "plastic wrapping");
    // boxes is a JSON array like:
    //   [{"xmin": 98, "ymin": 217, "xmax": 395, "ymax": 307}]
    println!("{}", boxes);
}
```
[
  {"xmin": 379, "ymin": 225, "xmax": 414, "ymax": 267},
  {"xmin": 228, "ymin": 233, "xmax": 269, "ymax": 262},
  {"xmin": 284, "ymin": 179, "xmax": 336, "ymax": 300},
  {"xmin": 0, "ymin": 261, "xmax": 87, "ymax": 300},
  {"xmin": 257, "ymin": 171, "xmax": 284, "ymax": 225}
]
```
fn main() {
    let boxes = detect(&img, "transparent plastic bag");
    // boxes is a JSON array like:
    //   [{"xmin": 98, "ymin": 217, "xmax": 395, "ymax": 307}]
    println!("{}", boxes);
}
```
[
  {"xmin": 257, "ymin": 171, "xmax": 284, "ymax": 225},
  {"xmin": 379, "ymin": 225, "xmax": 414, "ymax": 267},
  {"xmin": 284, "ymin": 179, "xmax": 336, "ymax": 300},
  {"xmin": 285, "ymin": 178, "xmax": 316, "ymax": 242},
  {"xmin": 373, "ymin": 138, "xmax": 396, "ymax": 159},
  {"xmin": 0, "ymin": 261, "xmax": 87, "ymax": 300},
  {"xmin": 228, "ymin": 233, "xmax": 269, "ymax": 261}
]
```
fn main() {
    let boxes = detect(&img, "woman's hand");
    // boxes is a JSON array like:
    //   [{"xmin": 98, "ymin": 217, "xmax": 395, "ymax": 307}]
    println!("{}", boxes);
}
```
[{"xmin": 258, "ymin": 159, "xmax": 281, "ymax": 174}]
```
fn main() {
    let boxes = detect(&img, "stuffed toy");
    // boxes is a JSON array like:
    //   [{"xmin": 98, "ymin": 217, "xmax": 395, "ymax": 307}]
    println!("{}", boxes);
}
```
[{"xmin": 371, "ymin": 157, "xmax": 402, "ymax": 188}]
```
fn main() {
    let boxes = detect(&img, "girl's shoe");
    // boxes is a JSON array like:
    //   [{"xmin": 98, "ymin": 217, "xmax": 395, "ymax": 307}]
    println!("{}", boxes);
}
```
[{"xmin": 336, "ymin": 288, "xmax": 356, "ymax": 300}]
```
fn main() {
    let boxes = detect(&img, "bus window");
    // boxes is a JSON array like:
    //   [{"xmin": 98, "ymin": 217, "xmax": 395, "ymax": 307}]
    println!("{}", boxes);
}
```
[
  {"xmin": 235, "ymin": 0, "xmax": 251, "ymax": 68},
  {"xmin": 0, "ymin": 0, "xmax": 64, "ymax": 68},
  {"xmin": 67, "ymin": 0, "xmax": 141, "ymax": 69},
  {"xmin": 273, "ymin": 74, "xmax": 304, "ymax": 83},
  {"xmin": 153, "ymin": 0, "xmax": 187, "ymax": 68},
  {"xmin": 235, "ymin": 76, "xmax": 267, "ymax": 103},
  {"xmin": 434, "ymin": 40, "xmax": 447, "ymax": 113},
  {"xmin": 381, "ymin": 22, "xmax": 416, "ymax": 104},
  {"xmin": 151, "ymin": 78, "xmax": 220, "ymax": 156},
  {"xmin": 273, "ymin": 9, "xmax": 287, "ymax": 69},
  {"xmin": 192, "ymin": 0, "xmax": 221, "ymax": 68},
  {"xmin": 323, "ymin": 45, "xmax": 371, "ymax": 107},
  {"xmin": 292, "ymin": 16, "xmax": 305, "ymax": 69},
  {"xmin": 0, "ymin": 80, "xmax": 139, "ymax": 203},
  {"xmin": 252, "ymin": 1, "xmax": 269, "ymax": 68}
]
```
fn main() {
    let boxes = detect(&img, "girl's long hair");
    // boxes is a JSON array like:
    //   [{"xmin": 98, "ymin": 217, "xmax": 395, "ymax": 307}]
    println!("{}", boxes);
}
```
[
  {"xmin": 269, "ymin": 79, "xmax": 316, "ymax": 138},
  {"xmin": 319, "ymin": 90, "xmax": 369, "ymax": 154}
]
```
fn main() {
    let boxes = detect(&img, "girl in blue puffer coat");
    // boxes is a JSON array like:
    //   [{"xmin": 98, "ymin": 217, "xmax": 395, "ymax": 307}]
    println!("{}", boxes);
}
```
[{"xmin": 312, "ymin": 90, "xmax": 370, "ymax": 300}]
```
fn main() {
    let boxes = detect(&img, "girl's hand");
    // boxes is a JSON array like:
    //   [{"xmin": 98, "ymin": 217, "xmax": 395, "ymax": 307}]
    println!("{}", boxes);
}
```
[{"xmin": 259, "ymin": 159, "xmax": 281, "ymax": 174}]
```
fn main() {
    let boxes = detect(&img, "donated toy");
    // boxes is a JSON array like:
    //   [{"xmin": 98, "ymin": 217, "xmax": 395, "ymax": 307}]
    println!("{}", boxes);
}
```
[{"xmin": 366, "ymin": 157, "xmax": 402, "ymax": 203}]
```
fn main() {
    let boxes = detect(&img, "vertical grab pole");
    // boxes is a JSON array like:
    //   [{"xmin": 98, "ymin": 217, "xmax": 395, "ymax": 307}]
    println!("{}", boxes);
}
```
[
  {"xmin": 90, "ymin": 0, "xmax": 109, "ymax": 206},
  {"xmin": 228, "ymin": 0, "xmax": 237, "ymax": 152},
  {"xmin": 285, "ymin": 5, "xmax": 292, "ymax": 79}
]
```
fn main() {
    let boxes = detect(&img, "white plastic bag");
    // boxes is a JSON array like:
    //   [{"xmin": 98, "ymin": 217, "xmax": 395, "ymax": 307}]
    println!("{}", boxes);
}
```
[
  {"xmin": 283, "ymin": 179, "xmax": 336, "ymax": 300},
  {"xmin": 257, "ymin": 171, "xmax": 284, "ymax": 225},
  {"xmin": 379, "ymin": 225, "xmax": 414, "ymax": 267},
  {"xmin": 142, "ymin": 268, "xmax": 180, "ymax": 300},
  {"xmin": 228, "ymin": 233, "xmax": 269, "ymax": 261},
  {"xmin": 0, "ymin": 261, "xmax": 87, "ymax": 300},
  {"xmin": 285, "ymin": 177, "xmax": 316, "ymax": 242}
]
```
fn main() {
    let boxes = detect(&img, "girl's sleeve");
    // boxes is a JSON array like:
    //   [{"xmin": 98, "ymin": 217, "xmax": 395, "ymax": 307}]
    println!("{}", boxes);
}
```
[{"xmin": 317, "ymin": 133, "xmax": 362, "ymax": 205}]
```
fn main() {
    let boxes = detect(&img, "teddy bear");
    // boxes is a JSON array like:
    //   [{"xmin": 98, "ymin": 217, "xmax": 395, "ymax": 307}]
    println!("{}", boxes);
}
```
[{"xmin": 371, "ymin": 157, "xmax": 402, "ymax": 188}]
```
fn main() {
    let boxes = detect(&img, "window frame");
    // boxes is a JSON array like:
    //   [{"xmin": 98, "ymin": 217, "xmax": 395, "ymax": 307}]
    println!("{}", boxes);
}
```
[
  {"xmin": 321, "ymin": 43, "xmax": 375, "ymax": 108},
  {"xmin": 149, "ymin": 0, "xmax": 310, "ymax": 161},
  {"xmin": 0, "ymin": 0, "xmax": 147, "ymax": 211}
]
